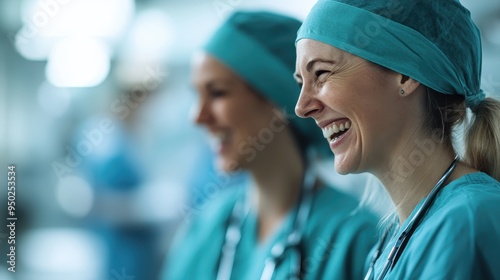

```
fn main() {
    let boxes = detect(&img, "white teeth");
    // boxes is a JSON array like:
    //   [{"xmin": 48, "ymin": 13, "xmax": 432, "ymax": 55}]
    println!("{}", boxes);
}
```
[
  {"xmin": 321, "ymin": 121, "xmax": 351, "ymax": 140},
  {"xmin": 208, "ymin": 131, "xmax": 230, "ymax": 151},
  {"xmin": 211, "ymin": 132, "xmax": 229, "ymax": 142},
  {"xmin": 322, "ymin": 127, "xmax": 331, "ymax": 138}
]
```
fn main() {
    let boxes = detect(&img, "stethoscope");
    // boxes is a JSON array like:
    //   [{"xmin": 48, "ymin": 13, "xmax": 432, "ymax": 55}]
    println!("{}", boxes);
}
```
[
  {"xmin": 364, "ymin": 156, "xmax": 459, "ymax": 280},
  {"xmin": 216, "ymin": 168, "xmax": 316, "ymax": 280}
]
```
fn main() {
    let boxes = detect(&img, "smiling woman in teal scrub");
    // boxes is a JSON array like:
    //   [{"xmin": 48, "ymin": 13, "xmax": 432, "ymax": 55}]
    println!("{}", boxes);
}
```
[
  {"xmin": 162, "ymin": 11, "xmax": 378, "ymax": 280},
  {"xmin": 294, "ymin": 0, "xmax": 500, "ymax": 279}
]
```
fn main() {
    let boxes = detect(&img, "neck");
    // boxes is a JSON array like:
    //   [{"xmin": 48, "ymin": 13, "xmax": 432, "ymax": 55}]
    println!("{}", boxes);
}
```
[
  {"xmin": 375, "ymin": 135, "xmax": 459, "ymax": 223},
  {"xmin": 247, "ymin": 130, "xmax": 305, "ymax": 242}
]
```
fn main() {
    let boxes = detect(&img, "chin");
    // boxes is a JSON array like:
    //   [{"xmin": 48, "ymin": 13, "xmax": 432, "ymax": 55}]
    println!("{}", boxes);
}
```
[
  {"xmin": 335, "ymin": 166, "xmax": 351, "ymax": 175},
  {"xmin": 334, "ymin": 156, "xmax": 357, "ymax": 175},
  {"xmin": 216, "ymin": 156, "xmax": 243, "ymax": 173}
]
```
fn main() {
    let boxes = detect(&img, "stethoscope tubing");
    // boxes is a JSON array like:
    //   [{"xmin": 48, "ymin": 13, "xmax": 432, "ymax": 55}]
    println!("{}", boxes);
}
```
[
  {"xmin": 218, "ymin": 168, "xmax": 316, "ymax": 280},
  {"xmin": 367, "ymin": 156, "xmax": 459, "ymax": 280}
]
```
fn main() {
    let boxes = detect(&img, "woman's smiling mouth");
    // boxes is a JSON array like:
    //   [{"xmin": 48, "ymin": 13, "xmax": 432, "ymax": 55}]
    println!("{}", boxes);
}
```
[{"xmin": 321, "ymin": 120, "xmax": 351, "ymax": 142}]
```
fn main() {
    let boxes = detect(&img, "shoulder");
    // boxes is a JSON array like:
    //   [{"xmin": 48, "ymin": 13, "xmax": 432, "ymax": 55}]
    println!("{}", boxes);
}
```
[
  {"xmin": 414, "ymin": 172, "xmax": 500, "ymax": 241},
  {"xmin": 180, "ymin": 186, "xmax": 243, "ymax": 235},
  {"xmin": 312, "ymin": 185, "xmax": 360, "ymax": 212},
  {"xmin": 303, "ymin": 186, "xmax": 379, "ymax": 279},
  {"xmin": 395, "ymin": 173, "xmax": 500, "ymax": 279},
  {"xmin": 164, "ymin": 186, "xmax": 243, "ymax": 279},
  {"xmin": 304, "ymin": 185, "xmax": 379, "ymax": 252},
  {"xmin": 423, "ymin": 172, "xmax": 500, "ymax": 247},
  {"xmin": 430, "ymin": 172, "xmax": 500, "ymax": 231},
  {"xmin": 169, "ymin": 186, "xmax": 243, "ymax": 255},
  {"xmin": 309, "ymin": 186, "xmax": 379, "ymax": 229}
]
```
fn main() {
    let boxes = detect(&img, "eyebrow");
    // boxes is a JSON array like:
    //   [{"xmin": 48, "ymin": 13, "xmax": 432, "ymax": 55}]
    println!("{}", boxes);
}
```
[
  {"xmin": 307, "ymin": 58, "xmax": 336, "ymax": 71},
  {"xmin": 294, "ymin": 58, "xmax": 336, "ymax": 80},
  {"xmin": 195, "ymin": 78, "xmax": 229, "ymax": 90}
]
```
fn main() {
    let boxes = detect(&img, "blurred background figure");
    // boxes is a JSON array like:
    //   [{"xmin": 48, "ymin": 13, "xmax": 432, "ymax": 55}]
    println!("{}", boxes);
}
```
[
  {"xmin": 0, "ymin": 0, "xmax": 498, "ymax": 279},
  {"xmin": 72, "ymin": 84, "xmax": 161, "ymax": 280}
]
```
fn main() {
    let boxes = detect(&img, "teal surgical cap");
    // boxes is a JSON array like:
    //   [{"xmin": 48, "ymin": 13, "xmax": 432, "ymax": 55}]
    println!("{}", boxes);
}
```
[
  {"xmin": 297, "ymin": 0, "xmax": 485, "ymax": 109},
  {"xmin": 204, "ymin": 11, "xmax": 330, "ymax": 157}
]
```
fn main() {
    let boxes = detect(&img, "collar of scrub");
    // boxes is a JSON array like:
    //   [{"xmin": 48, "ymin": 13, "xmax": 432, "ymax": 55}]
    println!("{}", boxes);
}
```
[{"xmin": 216, "ymin": 168, "xmax": 316, "ymax": 280}]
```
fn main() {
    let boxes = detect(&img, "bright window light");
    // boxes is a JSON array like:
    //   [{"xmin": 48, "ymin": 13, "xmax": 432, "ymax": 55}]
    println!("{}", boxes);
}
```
[
  {"xmin": 46, "ymin": 37, "xmax": 110, "ymax": 88},
  {"xmin": 20, "ymin": 228, "xmax": 106, "ymax": 279},
  {"xmin": 125, "ymin": 9, "xmax": 173, "ymax": 62},
  {"xmin": 16, "ymin": 0, "xmax": 134, "ymax": 60}
]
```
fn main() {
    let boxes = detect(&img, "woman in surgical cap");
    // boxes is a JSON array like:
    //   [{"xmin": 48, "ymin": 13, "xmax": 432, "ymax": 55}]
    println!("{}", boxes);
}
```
[
  {"xmin": 162, "ymin": 10, "xmax": 378, "ymax": 280},
  {"xmin": 294, "ymin": 0, "xmax": 500, "ymax": 279}
]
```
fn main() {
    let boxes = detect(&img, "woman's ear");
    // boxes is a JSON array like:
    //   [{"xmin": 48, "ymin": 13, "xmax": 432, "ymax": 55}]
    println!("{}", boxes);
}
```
[{"xmin": 399, "ymin": 75, "xmax": 421, "ymax": 96}]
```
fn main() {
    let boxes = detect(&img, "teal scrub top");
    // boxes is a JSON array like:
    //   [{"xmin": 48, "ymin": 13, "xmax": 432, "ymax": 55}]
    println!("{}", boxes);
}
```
[
  {"xmin": 371, "ymin": 172, "xmax": 500, "ymax": 279},
  {"xmin": 163, "ymin": 185, "xmax": 378, "ymax": 280}
]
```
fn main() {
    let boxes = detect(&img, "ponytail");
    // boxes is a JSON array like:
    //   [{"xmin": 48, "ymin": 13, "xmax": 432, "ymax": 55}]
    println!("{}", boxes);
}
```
[
  {"xmin": 465, "ymin": 98, "xmax": 500, "ymax": 181},
  {"xmin": 425, "ymin": 89, "xmax": 500, "ymax": 181}
]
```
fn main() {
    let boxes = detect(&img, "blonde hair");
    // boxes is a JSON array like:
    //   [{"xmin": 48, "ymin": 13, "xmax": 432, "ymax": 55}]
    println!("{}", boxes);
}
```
[
  {"xmin": 465, "ymin": 98, "xmax": 500, "ymax": 181},
  {"xmin": 425, "ymin": 89, "xmax": 500, "ymax": 181}
]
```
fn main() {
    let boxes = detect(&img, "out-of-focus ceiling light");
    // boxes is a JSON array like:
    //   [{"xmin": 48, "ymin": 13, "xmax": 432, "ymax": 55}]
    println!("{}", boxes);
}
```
[
  {"xmin": 46, "ymin": 37, "xmax": 110, "ymax": 88},
  {"xmin": 126, "ymin": 9, "xmax": 173, "ymax": 62},
  {"xmin": 15, "ymin": 0, "xmax": 134, "ymax": 61},
  {"xmin": 115, "ymin": 9, "xmax": 173, "ymax": 85}
]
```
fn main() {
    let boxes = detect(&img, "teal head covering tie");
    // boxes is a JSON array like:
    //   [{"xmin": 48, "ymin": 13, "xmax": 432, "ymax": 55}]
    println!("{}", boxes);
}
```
[
  {"xmin": 296, "ymin": 0, "xmax": 485, "ymax": 109},
  {"xmin": 204, "ymin": 11, "xmax": 330, "ymax": 157}
]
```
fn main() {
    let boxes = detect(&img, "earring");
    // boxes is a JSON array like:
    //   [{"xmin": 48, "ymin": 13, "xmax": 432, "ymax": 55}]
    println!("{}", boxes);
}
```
[{"xmin": 399, "ymin": 89, "xmax": 405, "ymax": 95}]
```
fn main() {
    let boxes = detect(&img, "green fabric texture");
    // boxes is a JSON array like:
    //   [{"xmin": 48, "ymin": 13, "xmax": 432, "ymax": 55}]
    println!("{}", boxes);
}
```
[
  {"xmin": 371, "ymin": 172, "xmax": 500, "ymax": 279},
  {"xmin": 163, "ymin": 186, "xmax": 378, "ymax": 280},
  {"xmin": 203, "ymin": 11, "xmax": 330, "ymax": 157},
  {"xmin": 296, "ymin": 0, "xmax": 485, "ymax": 109}
]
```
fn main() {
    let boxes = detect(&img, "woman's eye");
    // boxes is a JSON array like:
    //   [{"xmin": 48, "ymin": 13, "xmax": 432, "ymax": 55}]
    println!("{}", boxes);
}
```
[
  {"xmin": 315, "ymin": 70, "xmax": 329, "ymax": 78},
  {"xmin": 210, "ymin": 90, "xmax": 226, "ymax": 98}
]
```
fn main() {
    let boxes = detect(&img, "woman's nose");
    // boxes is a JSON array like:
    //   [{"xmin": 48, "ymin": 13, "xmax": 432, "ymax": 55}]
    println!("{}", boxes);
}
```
[
  {"xmin": 192, "ymin": 101, "xmax": 212, "ymax": 126},
  {"xmin": 295, "ymin": 85, "xmax": 323, "ymax": 119}
]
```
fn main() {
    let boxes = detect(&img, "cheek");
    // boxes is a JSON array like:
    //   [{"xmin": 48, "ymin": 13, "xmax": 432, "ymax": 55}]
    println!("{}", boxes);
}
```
[
  {"xmin": 330, "ymin": 70, "xmax": 396, "ymax": 115},
  {"xmin": 243, "ymin": 111, "xmax": 275, "ymax": 139},
  {"xmin": 213, "ymin": 101, "xmax": 243, "ymax": 125},
  {"xmin": 320, "ymin": 76, "xmax": 396, "ymax": 137},
  {"xmin": 352, "ymin": 81, "xmax": 402, "ymax": 152},
  {"xmin": 352, "ymin": 88, "xmax": 394, "ymax": 135},
  {"xmin": 215, "ymin": 101, "xmax": 265, "ymax": 140},
  {"xmin": 319, "ymin": 79, "xmax": 362, "ymax": 111}
]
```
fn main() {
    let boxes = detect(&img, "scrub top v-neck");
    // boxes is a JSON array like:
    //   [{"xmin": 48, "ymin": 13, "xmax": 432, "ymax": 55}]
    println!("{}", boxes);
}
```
[
  {"xmin": 370, "ymin": 172, "xmax": 500, "ymax": 280},
  {"xmin": 163, "ymin": 184, "xmax": 378, "ymax": 280}
]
